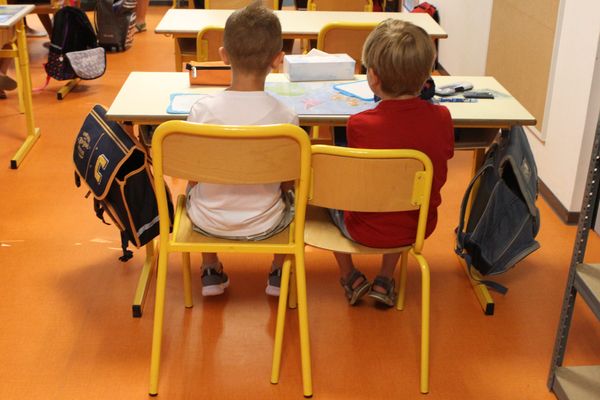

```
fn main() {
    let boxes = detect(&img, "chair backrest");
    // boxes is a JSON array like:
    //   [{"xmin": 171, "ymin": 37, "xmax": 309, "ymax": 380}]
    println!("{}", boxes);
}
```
[
  {"xmin": 316, "ymin": 22, "xmax": 378, "ymax": 73},
  {"xmin": 196, "ymin": 26, "xmax": 224, "ymax": 61},
  {"xmin": 151, "ymin": 121, "xmax": 312, "ymax": 237},
  {"xmin": 309, "ymin": 145, "xmax": 433, "ymax": 251},
  {"xmin": 307, "ymin": 0, "xmax": 372, "ymax": 11},
  {"xmin": 205, "ymin": 0, "xmax": 277, "ymax": 9}
]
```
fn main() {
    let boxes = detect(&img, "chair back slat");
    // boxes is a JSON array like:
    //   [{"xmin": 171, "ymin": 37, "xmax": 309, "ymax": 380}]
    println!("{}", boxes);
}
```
[
  {"xmin": 309, "ymin": 146, "xmax": 430, "ymax": 212},
  {"xmin": 156, "ymin": 122, "xmax": 304, "ymax": 184},
  {"xmin": 308, "ymin": 0, "xmax": 372, "ymax": 11}
]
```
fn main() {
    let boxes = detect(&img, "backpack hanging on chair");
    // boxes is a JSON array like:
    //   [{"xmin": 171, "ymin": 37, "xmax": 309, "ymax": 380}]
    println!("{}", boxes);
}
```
[
  {"xmin": 455, "ymin": 126, "xmax": 541, "ymax": 294},
  {"xmin": 45, "ymin": 6, "xmax": 106, "ymax": 82},
  {"xmin": 73, "ymin": 104, "xmax": 173, "ymax": 261}
]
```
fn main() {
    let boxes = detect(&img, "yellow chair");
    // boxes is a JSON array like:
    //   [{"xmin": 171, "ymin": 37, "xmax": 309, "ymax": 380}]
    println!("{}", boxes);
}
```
[
  {"xmin": 307, "ymin": 0, "xmax": 371, "ymax": 11},
  {"xmin": 148, "ymin": 121, "xmax": 313, "ymax": 397},
  {"xmin": 317, "ymin": 22, "xmax": 377, "ymax": 73},
  {"xmin": 304, "ymin": 144, "xmax": 433, "ymax": 394},
  {"xmin": 195, "ymin": 26, "xmax": 224, "ymax": 61}
]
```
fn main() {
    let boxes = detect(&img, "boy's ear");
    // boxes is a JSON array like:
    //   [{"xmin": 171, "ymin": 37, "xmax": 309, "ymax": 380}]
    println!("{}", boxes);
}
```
[
  {"xmin": 270, "ymin": 51, "xmax": 285, "ymax": 69},
  {"xmin": 219, "ymin": 47, "xmax": 230, "ymax": 65},
  {"xmin": 367, "ymin": 67, "xmax": 381, "ymax": 92}
]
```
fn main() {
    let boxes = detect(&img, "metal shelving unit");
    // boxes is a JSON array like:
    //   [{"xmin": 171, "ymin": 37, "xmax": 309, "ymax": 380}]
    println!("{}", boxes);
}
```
[{"xmin": 548, "ymin": 113, "xmax": 600, "ymax": 399}]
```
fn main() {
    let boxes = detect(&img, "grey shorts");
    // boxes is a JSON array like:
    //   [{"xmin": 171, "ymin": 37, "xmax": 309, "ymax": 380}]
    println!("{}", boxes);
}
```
[
  {"xmin": 187, "ymin": 187, "xmax": 295, "ymax": 241},
  {"xmin": 328, "ymin": 208, "xmax": 354, "ymax": 241}
]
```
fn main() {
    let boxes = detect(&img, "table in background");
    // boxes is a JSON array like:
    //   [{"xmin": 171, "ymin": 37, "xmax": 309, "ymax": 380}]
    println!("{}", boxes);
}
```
[
  {"xmin": 0, "ymin": 4, "xmax": 40, "ymax": 169},
  {"xmin": 107, "ymin": 72, "xmax": 536, "ymax": 316},
  {"xmin": 155, "ymin": 9, "xmax": 448, "ymax": 70}
]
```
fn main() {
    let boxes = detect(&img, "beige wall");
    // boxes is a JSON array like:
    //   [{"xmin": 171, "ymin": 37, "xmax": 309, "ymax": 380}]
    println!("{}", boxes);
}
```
[{"xmin": 486, "ymin": 0, "xmax": 559, "ymax": 132}]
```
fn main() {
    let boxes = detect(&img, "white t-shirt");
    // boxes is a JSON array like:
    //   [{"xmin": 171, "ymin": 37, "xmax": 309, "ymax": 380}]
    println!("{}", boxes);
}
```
[{"xmin": 186, "ymin": 90, "xmax": 298, "ymax": 237}]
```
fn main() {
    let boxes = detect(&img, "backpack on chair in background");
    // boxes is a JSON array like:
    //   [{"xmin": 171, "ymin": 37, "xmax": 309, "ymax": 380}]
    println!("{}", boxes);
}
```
[
  {"xmin": 95, "ymin": 0, "xmax": 137, "ymax": 52},
  {"xmin": 45, "ymin": 6, "xmax": 106, "ymax": 82}
]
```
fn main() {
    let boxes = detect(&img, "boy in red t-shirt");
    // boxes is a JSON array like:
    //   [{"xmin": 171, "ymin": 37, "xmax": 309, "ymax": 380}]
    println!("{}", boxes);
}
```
[{"xmin": 330, "ymin": 19, "xmax": 454, "ymax": 307}]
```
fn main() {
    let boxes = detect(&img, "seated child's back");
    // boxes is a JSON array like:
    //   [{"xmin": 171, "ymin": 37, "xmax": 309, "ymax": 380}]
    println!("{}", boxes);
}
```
[{"xmin": 186, "ymin": 2, "xmax": 298, "ymax": 238}]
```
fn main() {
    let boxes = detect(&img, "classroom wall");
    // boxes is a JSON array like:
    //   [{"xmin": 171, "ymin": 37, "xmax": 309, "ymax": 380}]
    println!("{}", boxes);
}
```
[
  {"xmin": 424, "ymin": 0, "xmax": 493, "ymax": 75},
  {"xmin": 528, "ymin": 0, "xmax": 600, "ymax": 212}
]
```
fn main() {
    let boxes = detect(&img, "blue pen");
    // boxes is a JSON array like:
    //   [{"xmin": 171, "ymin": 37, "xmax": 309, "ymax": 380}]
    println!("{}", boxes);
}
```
[{"xmin": 438, "ymin": 98, "xmax": 477, "ymax": 103}]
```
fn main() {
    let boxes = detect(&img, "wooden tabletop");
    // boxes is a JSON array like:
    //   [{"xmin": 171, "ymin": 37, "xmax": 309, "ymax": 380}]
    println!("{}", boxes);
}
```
[
  {"xmin": 107, "ymin": 72, "xmax": 535, "ymax": 129},
  {"xmin": 155, "ymin": 9, "xmax": 448, "ymax": 39}
]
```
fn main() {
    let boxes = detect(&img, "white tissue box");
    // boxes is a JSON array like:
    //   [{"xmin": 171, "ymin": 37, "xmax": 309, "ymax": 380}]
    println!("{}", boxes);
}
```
[{"xmin": 283, "ymin": 53, "xmax": 356, "ymax": 82}]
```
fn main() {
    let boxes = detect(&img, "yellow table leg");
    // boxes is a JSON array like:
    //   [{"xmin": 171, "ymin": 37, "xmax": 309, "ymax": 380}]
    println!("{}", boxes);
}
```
[
  {"xmin": 10, "ymin": 19, "xmax": 40, "ymax": 169},
  {"xmin": 132, "ymin": 241, "xmax": 157, "ymax": 318},
  {"xmin": 458, "ymin": 148, "xmax": 495, "ymax": 315},
  {"xmin": 57, "ymin": 78, "xmax": 80, "ymax": 100}
]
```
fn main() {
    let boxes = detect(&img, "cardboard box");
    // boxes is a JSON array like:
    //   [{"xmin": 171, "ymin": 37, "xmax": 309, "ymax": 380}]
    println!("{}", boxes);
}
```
[{"xmin": 283, "ymin": 51, "xmax": 355, "ymax": 82}]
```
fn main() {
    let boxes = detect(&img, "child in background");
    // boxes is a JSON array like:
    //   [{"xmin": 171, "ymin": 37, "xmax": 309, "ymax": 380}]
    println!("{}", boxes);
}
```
[
  {"xmin": 186, "ymin": 1, "xmax": 298, "ymax": 297},
  {"xmin": 330, "ymin": 19, "xmax": 454, "ymax": 307}
]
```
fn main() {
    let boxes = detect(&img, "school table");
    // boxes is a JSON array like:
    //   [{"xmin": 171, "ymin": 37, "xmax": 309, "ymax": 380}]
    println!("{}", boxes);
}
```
[
  {"xmin": 0, "ymin": 4, "xmax": 40, "ymax": 169},
  {"xmin": 155, "ymin": 9, "xmax": 448, "ymax": 70},
  {"xmin": 107, "ymin": 72, "xmax": 536, "ymax": 316}
]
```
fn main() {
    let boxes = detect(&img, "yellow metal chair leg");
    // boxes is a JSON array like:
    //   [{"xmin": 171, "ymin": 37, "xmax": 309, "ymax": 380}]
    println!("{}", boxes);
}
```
[
  {"xmin": 288, "ymin": 260, "xmax": 297, "ymax": 309},
  {"xmin": 395, "ymin": 250, "xmax": 408, "ymax": 311},
  {"xmin": 413, "ymin": 251, "xmax": 430, "ymax": 394},
  {"xmin": 294, "ymin": 250, "xmax": 313, "ymax": 398},
  {"xmin": 271, "ymin": 257, "xmax": 292, "ymax": 385},
  {"xmin": 11, "ymin": 19, "xmax": 40, "ymax": 169},
  {"xmin": 182, "ymin": 252, "xmax": 193, "ymax": 308},
  {"xmin": 132, "ymin": 241, "xmax": 157, "ymax": 318},
  {"xmin": 149, "ymin": 248, "xmax": 169, "ymax": 396}
]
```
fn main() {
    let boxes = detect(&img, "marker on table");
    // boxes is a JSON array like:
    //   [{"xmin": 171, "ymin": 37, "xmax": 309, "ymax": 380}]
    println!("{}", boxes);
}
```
[{"xmin": 437, "ymin": 97, "xmax": 478, "ymax": 103}]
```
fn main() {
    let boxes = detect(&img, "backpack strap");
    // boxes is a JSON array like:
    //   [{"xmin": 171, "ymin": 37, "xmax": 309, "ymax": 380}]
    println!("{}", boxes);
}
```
[
  {"xmin": 119, "ymin": 231, "xmax": 134, "ymax": 262},
  {"xmin": 455, "ymin": 157, "xmax": 509, "ymax": 295}
]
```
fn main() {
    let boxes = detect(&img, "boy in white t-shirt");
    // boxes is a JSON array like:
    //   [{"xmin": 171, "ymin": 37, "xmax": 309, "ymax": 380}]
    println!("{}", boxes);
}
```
[{"xmin": 186, "ymin": 1, "xmax": 298, "ymax": 297}]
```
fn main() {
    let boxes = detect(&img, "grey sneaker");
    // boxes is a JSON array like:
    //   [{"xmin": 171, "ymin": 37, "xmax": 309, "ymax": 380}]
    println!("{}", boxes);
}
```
[
  {"xmin": 265, "ymin": 268, "xmax": 282, "ymax": 297},
  {"xmin": 201, "ymin": 266, "xmax": 229, "ymax": 296}
]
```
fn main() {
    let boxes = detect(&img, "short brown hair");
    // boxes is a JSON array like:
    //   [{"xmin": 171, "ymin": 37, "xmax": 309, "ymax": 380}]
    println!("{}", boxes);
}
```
[
  {"xmin": 223, "ymin": 1, "xmax": 283, "ymax": 73},
  {"xmin": 362, "ymin": 19, "xmax": 435, "ymax": 96}
]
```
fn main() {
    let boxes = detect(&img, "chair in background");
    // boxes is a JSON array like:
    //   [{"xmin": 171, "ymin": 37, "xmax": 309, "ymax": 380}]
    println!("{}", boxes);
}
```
[
  {"xmin": 304, "ymin": 144, "xmax": 433, "ymax": 394},
  {"xmin": 148, "ymin": 121, "xmax": 313, "ymax": 397},
  {"xmin": 307, "ymin": 0, "xmax": 371, "ymax": 11},
  {"xmin": 311, "ymin": 21, "xmax": 377, "ymax": 142},
  {"xmin": 195, "ymin": 25, "xmax": 223, "ymax": 61}
]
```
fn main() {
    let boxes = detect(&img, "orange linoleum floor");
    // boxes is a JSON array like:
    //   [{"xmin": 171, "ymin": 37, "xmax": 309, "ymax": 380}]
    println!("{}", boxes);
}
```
[{"xmin": 1, "ymin": 6, "xmax": 599, "ymax": 400}]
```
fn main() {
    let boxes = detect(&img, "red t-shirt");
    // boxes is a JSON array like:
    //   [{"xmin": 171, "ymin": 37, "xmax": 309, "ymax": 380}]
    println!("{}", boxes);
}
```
[{"xmin": 344, "ymin": 97, "xmax": 454, "ymax": 248}]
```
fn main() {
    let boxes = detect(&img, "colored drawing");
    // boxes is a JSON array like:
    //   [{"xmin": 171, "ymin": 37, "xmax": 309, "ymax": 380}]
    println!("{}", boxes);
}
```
[{"xmin": 265, "ymin": 81, "xmax": 376, "ymax": 115}]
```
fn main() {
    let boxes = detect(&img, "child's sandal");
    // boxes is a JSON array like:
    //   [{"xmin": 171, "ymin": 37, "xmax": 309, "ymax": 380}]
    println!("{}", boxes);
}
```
[
  {"xmin": 340, "ymin": 269, "xmax": 371, "ymax": 305},
  {"xmin": 368, "ymin": 275, "xmax": 396, "ymax": 307}
]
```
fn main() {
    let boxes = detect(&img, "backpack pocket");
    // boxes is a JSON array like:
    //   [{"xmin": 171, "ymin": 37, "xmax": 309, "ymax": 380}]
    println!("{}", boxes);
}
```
[{"xmin": 65, "ymin": 47, "xmax": 107, "ymax": 80}]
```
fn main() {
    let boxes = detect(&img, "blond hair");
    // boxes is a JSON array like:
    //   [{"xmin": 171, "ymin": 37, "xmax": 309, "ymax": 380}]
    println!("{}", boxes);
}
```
[
  {"xmin": 362, "ymin": 19, "xmax": 435, "ymax": 96},
  {"xmin": 223, "ymin": 1, "xmax": 282, "ymax": 73}
]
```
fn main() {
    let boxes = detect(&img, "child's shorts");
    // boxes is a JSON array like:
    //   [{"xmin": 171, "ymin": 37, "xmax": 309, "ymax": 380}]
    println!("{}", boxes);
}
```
[
  {"xmin": 187, "ymin": 187, "xmax": 295, "ymax": 242},
  {"xmin": 327, "ymin": 209, "xmax": 355, "ymax": 241}
]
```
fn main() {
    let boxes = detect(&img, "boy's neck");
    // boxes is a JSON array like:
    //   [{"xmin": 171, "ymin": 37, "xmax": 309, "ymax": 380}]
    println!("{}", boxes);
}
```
[
  {"xmin": 378, "ymin": 93, "xmax": 418, "ymax": 101},
  {"xmin": 228, "ymin": 69, "xmax": 269, "ymax": 91}
]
